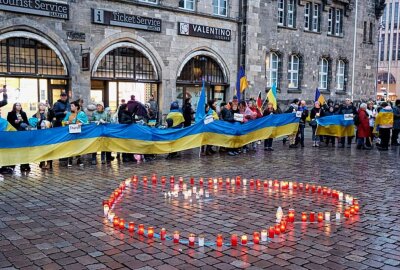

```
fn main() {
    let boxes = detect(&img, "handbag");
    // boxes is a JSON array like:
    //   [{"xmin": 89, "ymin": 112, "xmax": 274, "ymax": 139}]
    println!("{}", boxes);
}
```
[{"xmin": 309, "ymin": 119, "xmax": 317, "ymax": 127}]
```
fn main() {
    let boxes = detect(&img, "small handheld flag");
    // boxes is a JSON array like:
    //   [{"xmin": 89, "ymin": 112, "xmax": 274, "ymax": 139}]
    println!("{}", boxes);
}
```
[
  {"xmin": 236, "ymin": 66, "xmax": 249, "ymax": 101},
  {"xmin": 256, "ymin": 91, "xmax": 263, "ymax": 112},
  {"xmin": 266, "ymin": 83, "xmax": 278, "ymax": 110},
  {"xmin": 315, "ymin": 88, "xmax": 326, "ymax": 105}
]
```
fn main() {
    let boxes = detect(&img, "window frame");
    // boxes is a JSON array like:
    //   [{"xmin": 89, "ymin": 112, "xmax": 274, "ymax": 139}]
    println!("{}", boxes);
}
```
[
  {"xmin": 278, "ymin": 0, "xmax": 285, "ymax": 26},
  {"xmin": 319, "ymin": 58, "xmax": 329, "ymax": 90},
  {"xmin": 178, "ymin": 0, "xmax": 195, "ymax": 11},
  {"xmin": 336, "ymin": 60, "xmax": 345, "ymax": 91},
  {"xmin": 286, "ymin": 0, "xmax": 296, "ymax": 28},
  {"xmin": 266, "ymin": 52, "xmax": 280, "ymax": 88},
  {"xmin": 304, "ymin": 2, "xmax": 311, "ymax": 30},
  {"xmin": 334, "ymin": 8, "xmax": 343, "ymax": 36},
  {"xmin": 138, "ymin": 0, "xmax": 158, "ymax": 4},
  {"xmin": 312, "ymin": 3, "xmax": 320, "ymax": 32},
  {"xmin": 328, "ymin": 8, "xmax": 334, "ymax": 35},
  {"xmin": 213, "ymin": 0, "xmax": 228, "ymax": 17},
  {"xmin": 288, "ymin": 54, "xmax": 299, "ymax": 89}
]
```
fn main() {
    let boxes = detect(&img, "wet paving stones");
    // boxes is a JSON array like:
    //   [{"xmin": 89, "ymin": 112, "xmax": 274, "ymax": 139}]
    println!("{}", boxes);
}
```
[{"xmin": 0, "ymin": 136, "xmax": 400, "ymax": 269}]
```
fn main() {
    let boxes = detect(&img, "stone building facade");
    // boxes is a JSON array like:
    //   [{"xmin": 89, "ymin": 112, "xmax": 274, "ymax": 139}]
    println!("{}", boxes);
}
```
[{"xmin": 0, "ymin": 0, "xmax": 385, "ymax": 119}]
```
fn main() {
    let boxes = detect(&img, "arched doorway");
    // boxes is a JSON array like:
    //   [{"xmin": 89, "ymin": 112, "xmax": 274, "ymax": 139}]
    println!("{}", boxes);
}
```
[
  {"xmin": 91, "ymin": 43, "xmax": 159, "ymax": 112},
  {"xmin": 176, "ymin": 55, "xmax": 228, "ymax": 110},
  {"xmin": 0, "ymin": 33, "xmax": 69, "ymax": 117}
]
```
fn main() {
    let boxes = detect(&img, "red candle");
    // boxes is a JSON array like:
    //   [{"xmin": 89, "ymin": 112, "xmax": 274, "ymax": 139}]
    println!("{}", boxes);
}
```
[
  {"xmin": 143, "ymin": 176, "xmax": 148, "ymax": 184},
  {"xmin": 301, "ymin": 212, "xmax": 307, "ymax": 222},
  {"xmin": 170, "ymin": 176, "xmax": 174, "ymax": 184},
  {"xmin": 132, "ymin": 175, "xmax": 137, "ymax": 183},
  {"xmin": 208, "ymin": 178, "xmax": 213, "ymax": 186},
  {"xmin": 253, "ymin": 232, "xmax": 260, "ymax": 244},
  {"xmin": 102, "ymin": 200, "xmax": 109, "ymax": 207},
  {"xmin": 147, "ymin": 227, "xmax": 154, "ymax": 238},
  {"xmin": 189, "ymin": 233, "xmax": 195, "ymax": 246},
  {"xmin": 231, "ymin": 234, "xmax": 238, "ymax": 246},
  {"xmin": 354, "ymin": 204, "xmax": 360, "ymax": 213},
  {"xmin": 161, "ymin": 176, "xmax": 166, "ymax": 184},
  {"xmin": 152, "ymin": 175, "xmax": 157, "ymax": 184},
  {"xmin": 119, "ymin": 219, "xmax": 125, "ymax": 230},
  {"xmin": 311, "ymin": 185, "xmax": 316, "ymax": 193},
  {"xmin": 250, "ymin": 179, "xmax": 254, "ymax": 187},
  {"xmin": 345, "ymin": 208, "xmax": 350, "ymax": 218},
  {"xmin": 199, "ymin": 178, "xmax": 203, "ymax": 186},
  {"xmin": 138, "ymin": 224, "xmax": 144, "ymax": 235},
  {"xmin": 264, "ymin": 180, "xmax": 268, "ymax": 187},
  {"xmin": 288, "ymin": 209, "xmax": 295, "ymax": 222},
  {"xmin": 309, "ymin": 212, "xmax": 315, "ymax": 222},
  {"xmin": 305, "ymin": 184, "xmax": 310, "ymax": 191},
  {"xmin": 280, "ymin": 222, "xmax": 286, "ymax": 233},
  {"xmin": 274, "ymin": 180, "xmax": 279, "ymax": 188},
  {"xmin": 216, "ymin": 234, "xmax": 223, "ymax": 247},
  {"xmin": 241, "ymin": 235, "xmax": 247, "ymax": 245},
  {"xmin": 322, "ymin": 188, "xmax": 327, "ymax": 195},
  {"xmin": 299, "ymin": 183, "xmax": 303, "ymax": 190},
  {"xmin": 179, "ymin": 177, "xmax": 183, "ymax": 185},
  {"xmin": 218, "ymin": 178, "xmax": 223, "ymax": 185},
  {"xmin": 293, "ymin": 182, "xmax": 298, "ymax": 189},
  {"xmin": 317, "ymin": 212, "xmax": 324, "ymax": 222},
  {"xmin": 113, "ymin": 216, "xmax": 119, "ymax": 227},
  {"xmin": 173, "ymin": 231, "xmax": 179, "ymax": 243},
  {"xmin": 268, "ymin": 226, "xmax": 275, "ymax": 238},
  {"xmin": 236, "ymin": 178, "xmax": 241, "ymax": 186},
  {"xmin": 160, "ymin": 228, "xmax": 166, "ymax": 240},
  {"xmin": 274, "ymin": 224, "xmax": 281, "ymax": 235},
  {"xmin": 350, "ymin": 206, "xmax": 355, "ymax": 215},
  {"xmin": 190, "ymin": 177, "xmax": 194, "ymax": 185},
  {"xmin": 128, "ymin": 222, "xmax": 135, "ymax": 232},
  {"xmin": 226, "ymin": 178, "xmax": 230, "ymax": 185},
  {"xmin": 327, "ymin": 189, "xmax": 332, "ymax": 196}
]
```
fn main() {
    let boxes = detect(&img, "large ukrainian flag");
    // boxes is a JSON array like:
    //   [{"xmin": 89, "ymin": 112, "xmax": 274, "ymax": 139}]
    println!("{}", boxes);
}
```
[
  {"xmin": 0, "ymin": 114, "xmax": 299, "ymax": 166},
  {"xmin": 0, "ymin": 118, "xmax": 16, "ymax": 131},
  {"xmin": 316, "ymin": 115, "xmax": 355, "ymax": 137}
]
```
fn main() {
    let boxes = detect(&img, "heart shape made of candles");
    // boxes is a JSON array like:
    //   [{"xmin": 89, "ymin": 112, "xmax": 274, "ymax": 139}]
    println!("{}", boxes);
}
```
[{"xmin": 102, "ymin": 175, "xmax": 360, "ymax": 247}]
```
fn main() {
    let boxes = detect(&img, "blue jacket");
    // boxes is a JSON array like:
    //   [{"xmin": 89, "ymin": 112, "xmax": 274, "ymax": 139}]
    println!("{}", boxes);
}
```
[{"xmin": 63, "ymin": 111, "xmax": 89, "ymax": 125}]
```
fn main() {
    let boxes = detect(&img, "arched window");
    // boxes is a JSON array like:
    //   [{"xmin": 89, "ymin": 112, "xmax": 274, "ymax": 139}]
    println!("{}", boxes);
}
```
[
  {"xmin": 288, "ymin": 54, "xmax": 300, "ymax": 89},
  {"xmin": 177, "ymin": 55, "xmax": 226, "ymax": 84},
  {"xmin": 0, "ymin": 37, "xmax": 67, "ymax": 76},
  {"xmin": 336, "ymin": 60, "xmax": 345, "ymax": 90},
  {"xmin": 93, "ymin": 47, "xmax": 157, "ymax": 81},
  {"xmin": 266, "ymin": 52, "xmax": 280, "ymax": 88},
  {"xmin": 319, "ymin": 58, "xmax": 329, "ymax": 90}
]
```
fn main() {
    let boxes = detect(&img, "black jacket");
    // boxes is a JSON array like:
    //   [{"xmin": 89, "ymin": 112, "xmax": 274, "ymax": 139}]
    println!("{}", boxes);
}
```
[
  {"xmin": 53, "ymin": 99, "xmax": 70, "ymax": 126},
  {"xmin": 221, "ymin": 107, "xmax": 234, "ymax": 122},
  {"xmin": 0, "ymin": 93, "xmax": 7, "ymax": 108},
  {"xmin": 119, "ymin": 110, "xmax": 133, "ymax": 124},
  {"xmin": 182, "ymin": 102, "xmax": 194, "ymax": 127},
  {"xmin": 7, "ymin": 111, "xmax": 29, "ymax": 130},
  {"xmin": 310, "ymin": 107, "xmax": 325, "ymax": 120},
  {"xmin": 338, "ymin": 104, "xmax": 357, "ymax": 115}
]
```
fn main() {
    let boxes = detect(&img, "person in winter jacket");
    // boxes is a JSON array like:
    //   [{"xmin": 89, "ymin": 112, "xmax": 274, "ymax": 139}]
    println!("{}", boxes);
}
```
[
  {"xmin": 338, "ymin": 98, "xmax": 357, "ymax": 148},
  {"xmin": 391, "ymin": 99, "xmax": 400, "ymax": 146},
  {"xmin": 90, "ymin": 101, "xmax": 113, "ymax": 165},
  {"xmin": 263, "ymin": 102, "xmax": 277, "ymax": 151},
  {"xmin": 374, "ymin": 102, "xmax": 394, "ymax": 151},
  {"xmin": 310, "ymin": 101, "xmax": 325, "ymax": 147},
  {"xmin": 366, "ymin": 101, "xmax": 377, "ymax": 147},
  {"xmin": 182, "ymin": 98, "xmax": 194, "ymax": 127},
  {"xmin": 53, "ymin": 92, "xmax": 70, "ymax": 127},
  {"xmin": 323, "ymin": 105, "xmax": 336, "ymax": 146},
  {"xmin": 356, "ymin": 103, "xmax": 371, "ymax": 150}
]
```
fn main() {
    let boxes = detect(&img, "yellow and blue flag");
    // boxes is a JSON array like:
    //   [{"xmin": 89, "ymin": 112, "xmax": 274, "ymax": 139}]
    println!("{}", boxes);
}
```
[
  {"xmin": 236, "ymin": 66, "xmax": 249, "ymax": 101},
  {"xmin": 315, "ymin": 88, "xmax": 326, "ymax": 105},
  {"xmin": 316, "ymin": 115, "xmax": 355, "ymax": 137},
  {"xmin": 0, "ymin": 118, "xmax": 16, "ymax": 131},
  {"xmin": 267, "ymin": 83, "xmax": 278, "ymax": 110}
]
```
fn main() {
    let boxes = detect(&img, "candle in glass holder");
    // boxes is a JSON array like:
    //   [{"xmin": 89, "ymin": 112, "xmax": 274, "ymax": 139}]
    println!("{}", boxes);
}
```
[
  {"xmin": 311, "ymin": 185, "xmax": 316, "ymax": 193},
  {"xmin": 264, "ymin": 180, "xmax": 268, "ymax": 188},
  {"xmin": 288, "ymin": 181, "xmax": 293, "ymax": 190},
  {"xmin": 350, "ymin": 206, "xmax": 355, "ymax": 215},
  {"xmin": 218, "ymin": 178, "xmax": 223, "ymax": 185},
  {"xmin": 113, "ymin": 216, "xmax": 119, "ymax": 227},
  {"xmin": 325, "ymin": 212, "xmax": 331, "ymax": 222},
  {"xmin": 189, "ymin": 234, "xmax": 195, "ymax": 246},
  {"xmin": 129, "ymin": 222, "xmax": 135, "ymax": 233},
  {"xmin": 344, "ymin": 208, "xmax": 350, "ymax": 218},
  {"xmin": 261, "ymin": 230, "xmax": 268, "ymax": 242},
  {"xmin": 288, "ymin": 209, "xmax": 295, "ymax": 222},
  {"xmin": 354, "ymin": 203, "xmax": 359, "ymax": 213},
  {"xmin": 108, "ymin": 212, "xmax": 115, "ymax": 222},
  {"xmin": 305, "ymin": 184, "xmax": 310, "ymax": 191},
  {"xmin": 309, "ymin": 212, "xmax": 315, "ymax": 222},
  {"xmin": 338, "ymin": 192, "xmax": 344, "ymax": 201},
  {"xmin": 199, "ymin": 178, "xmax": 204, "ymax": 186},
  {"xmin": 317, "ymin": 212, "xmax": 324, "ymax": 222},
  {"xmin": 293, "ymin": 182, "xmax": 298, "ymax": 189},
  {"xmin": 208, "ymin": 178, "xmax": 213, "ymax": 186},
  {"xmin": 160, "ymin": 228, "xmax": 166, "ymax": 240},
  {"xmin": 274, "ymin": 224, "xmax": 281, "ymax": 235},
  {"xmin": 147, "ymin": 227, "xmax": 154, "ymax": 238},
  {"xmin": 280, "ymin": 222, "xmax": 286, "ymax": 233},
  {"xmin": 198, "ymin": 235, "xmax": 205, "ymax": 247},
  {"xmin": 317, "ymin": 186, "xmax": 322, "ymax": 193},
  {"xmin": 216, "ymin": 234, "xmax": 223, "ymax": 247},
  {"xmin": 179, "ymin": 177, "xmax": 184, "ymax": 185},
  {"xmin": 231, "ymin": 234, "xmax": 238, "ymax": 246},
  {"xmin": 253, "ymin": 232, "xmax": 260, "ymax": 244},
  {"xmin": 143, "ymin": 176, "xmax": 148, "ymax": 184},
  {"xmin": 226, "ymin": 178, "xmax": 230, "ymax": 185},
  {"xmin": 301, "ymin": 212, "xmax": 307, "ymax": 222},
  {"xmin": 213, "ymin": 178, "xmax": 217, "ymax": 185},
  {"xmin": 161, "ymin": 176, "xmax": 166, "ymax": 184},
  {"xmin": 335, "ymin": 212, "xmax": 341, "ymax": 220},
  {"xmin": 236, "ymin": 178, "xmax": 241, "ymax": 186},
  {"xmin": 249, "ymin": 179, "xmax": 254, "ymax": 187},
  {"xmin": 205, "ymin": 191, "xmax": 210, "ymax": 198},
  {"xmin": 190, "ymin": 177, "xmax": 194, "ymax": 185},
  {"xmin": 243, "ymin": 179, "xmax": 247, "ymax": 186},
  {"xmin": 119, "ymin": 219, "xmax": 125, "ymax": 230},
  {"xmin": 182, "ymin": 183, "xmax": 187, "ymax": 191},
  {"xmin": 299, "ymin": 183, "xmax": 303, "ymax": 190},
  {"xmin": 241, "ymin": 235, "xmax": 247, "ymax": 245},
  {"xmin": 269, "ymin": 226, "xmax": 275, "ymax": 238},
  {"xmin": 103, "ymin": 205, "xmax": 109, "ymax": 216},
  {"xmin": 138, "ymin": 224, "xmax": 144, "ymax": 235},
  {"xmin": 192, "ymin": 186, "xmax": 197, "ymax": 193},
  {"xmin": 173, "ymin": 231, "xmax": 180, "ymax": 243}
]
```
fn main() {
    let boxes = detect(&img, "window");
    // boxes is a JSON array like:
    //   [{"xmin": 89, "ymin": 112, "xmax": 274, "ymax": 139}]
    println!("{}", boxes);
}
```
[
  {"xmin": 369, "ymin": 22, "xmax": 373, "ymax": 43},
  {"xmin": 387, "ymin": 33, "xmax": 391, "ymax": 61},
  {"xmin": 328, "ymin": 8, "xmax": 333, "ymax": 35},
  {"xmin": 389, "ymin": 3, "xmax": 392, "ymax": 29},
  {"xmin": 363, "ymin": 21, "xmax": 367, "ymax": 43},
  {"xmin": 334, "ymin": 9, "xmax": 343, "ymax": 36},
  {"xmin": 397, "ymin": 34, "xmax": 400, "ymax": 60},
  {"xmin": 213, "ymin": 0, "xmax": 227, "ymax": 16},
  {"xmin": 278, "ymin": 0, "xmax": 285, "ymax": 26},
  {"xmin": 179, "ymin": 0, "xmax": 194, "ymax": 10},
  {"xmin": 266, "ymin": 52, "xmax": 280, "ymax": 88},
  {"xmin": 395, "ymin": 2, "xmax": 399, "ymax": 29},
  {"xmin": 312, "ymin": 3, "xmax": 320, "ymax": 32},
  {"xmin": 319, "ymin": 58, "xmax": 329, "ymax": 90},
  {"xmin": 139, "ymin": 0, "xmax": 157, "ymax": 4},
  {"xmin": 380, "ymin": 33, "xmax": 385, "ymax": 61},
  {"xmin": 393, "ymin": 33, "xmax": 397, "ymax": 61},
  {"xmin": 382, "ymin": 6, "xmax": 387, "ymax": 28},
  {"xmin": 304, "ymin": 2, "xmax": 311, "ymax": 30},
  {"xmin": 336, "ymin": 60, "xmax": 345, "ymax": 91},
  {"xmin": 288, "ymin": 55, "xmax": 299, "ymax": 89},
  {"xmin": 287, "ymin": 0, "xmax": 295, "ymax": 28},
  {"xmin": 177, "ymin": 56, "xmax": 225, "ymax": 84}
]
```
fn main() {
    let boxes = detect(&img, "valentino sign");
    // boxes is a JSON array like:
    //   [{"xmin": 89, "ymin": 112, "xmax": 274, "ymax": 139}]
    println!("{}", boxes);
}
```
[
  {"xmin": 0, "ymin": 0, "xmax": 69, "ymax": 19},
  {"xmin": 178, "ymin": 22, "xmax": 231, "ymax": 41},
  {"xmin": 92, "ymin": 9, "xmax": 161, "ymax": 32}
]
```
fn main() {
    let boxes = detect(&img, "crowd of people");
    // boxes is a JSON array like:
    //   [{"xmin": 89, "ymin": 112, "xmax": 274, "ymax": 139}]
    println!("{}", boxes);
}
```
[{"xmin": 0, "ymin": 83, "xmax": 399, "ymax": 175}]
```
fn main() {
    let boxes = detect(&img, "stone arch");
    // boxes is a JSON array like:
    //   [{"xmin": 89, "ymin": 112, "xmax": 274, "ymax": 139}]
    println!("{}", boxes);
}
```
[
  {"xmin": 176, "ymin": 47, "xmax": 230, "ymax": 83},
  {"xmin": 90, "ymin": 33, "xmax": 164, "ymax": 80}
]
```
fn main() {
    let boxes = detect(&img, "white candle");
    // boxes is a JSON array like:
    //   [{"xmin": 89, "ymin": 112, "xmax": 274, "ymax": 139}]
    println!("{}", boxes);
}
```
[
  {"xmin": 108, "ymin": 212, "xmax": 115, "ymax": 222},
  {"xmin": 325, "ymin": 212, "xmax": 331, "ymax": 222},
  {"xmin": 243, "ymin": 179, "xmax": 247, "ymax": 186},
  {"xmin": 193, "ymin": 186, "xmax": 197, "ymax": 193},
  {"xmin": 198, "ymin": 236, "xmax": 205, "ymax": 247},
  {"xmin": 125, "ymin": 179, "xmax": 131, "ymax": 186},
  {"xmin": 230, "ymin": 179, "xmax": 235, "ymax": 185},
  {"xmin": 289, "ymin": 182, "xmax": 293, "ymax": 190},
  {"xmin": 213, "ymin": 178, "xmax": 218, "ymax": 185},
  {"xmin": 335, "ymin": 212, "xmax": 341, "ymax": 220},
  {"xmin": 205, "ymin": 191, "xmax": 210, "ymax": 198},
  {"xmin": 338, "ymin": 192, "xmax": 343, "ymax": 201},
  {"xmin": 103, "ymin": 205, "xmax": 109, "ymax": 216},
  {"xmin": 182, "ymin": 183, "xmax": 187, "ymax": 191},
  {"xmin": 261, "ymin": 230, "xmax": 268, "ymax": 242},
  {"xmin": 268, "ymin": 180, "xmax": 273, "ymax": 187}
]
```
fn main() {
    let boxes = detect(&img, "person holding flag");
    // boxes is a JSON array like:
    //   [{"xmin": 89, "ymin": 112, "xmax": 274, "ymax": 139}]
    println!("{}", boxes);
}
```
[
  {"xmin": 263, "ymin": 102, "xmax": 278, "ymax": 151},
  {"xmin": 310, "ymin": 101, "xmax": 325, "ymax": 147}
]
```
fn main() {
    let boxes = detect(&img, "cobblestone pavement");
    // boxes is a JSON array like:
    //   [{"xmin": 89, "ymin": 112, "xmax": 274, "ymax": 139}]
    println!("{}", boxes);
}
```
[{"xmin": 0, "ymin": 134, "xmax": 400, "ymax": 270}]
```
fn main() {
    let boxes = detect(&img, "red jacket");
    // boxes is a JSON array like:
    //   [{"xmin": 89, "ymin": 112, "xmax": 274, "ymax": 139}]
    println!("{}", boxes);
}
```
[
  {"xmin": 357, "ymin": 109, "xmax": 370, "ymax": 138},
  {"xmin": 250, "ymin": 107, "xmax": 262, "ymax": 118}
]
